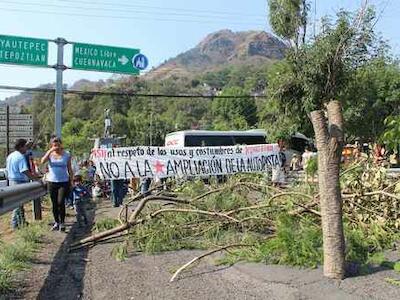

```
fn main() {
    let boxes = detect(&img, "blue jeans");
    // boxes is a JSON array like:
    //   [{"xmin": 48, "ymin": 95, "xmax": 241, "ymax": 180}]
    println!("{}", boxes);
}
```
[
  {"xmin": 9, "ymin": 180, "xmax": 28, "ymax": 230},
  {"xmin": 140, "ymin": 178, "xmax": 151, "ymax": 196},
  {"xmin": 111, "ymin": 180, "xmax": 125, "ymax": 207}
]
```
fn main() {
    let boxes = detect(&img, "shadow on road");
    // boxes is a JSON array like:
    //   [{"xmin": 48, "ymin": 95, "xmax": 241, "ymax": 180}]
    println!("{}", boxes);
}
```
[{"xmin": 37, "ymin": 202, "xmax": 96, "ymax": 300}]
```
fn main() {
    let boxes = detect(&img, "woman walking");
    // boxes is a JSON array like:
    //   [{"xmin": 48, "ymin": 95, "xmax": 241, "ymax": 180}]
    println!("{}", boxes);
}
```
[{"xmin": 41, "ymin": 136, "xmax": 73, "ymax": 231}]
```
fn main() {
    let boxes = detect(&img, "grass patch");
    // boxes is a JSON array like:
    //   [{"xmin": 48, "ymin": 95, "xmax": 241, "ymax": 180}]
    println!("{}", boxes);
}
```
[
  {"xmin": 93, "ymin": 218, "xmax": 120, "ymax": 232},
  {"xmin": 394, "ymin": 262, "xmax": 400, "ymax": 273},
  {"xmin": 0, "ymin": 222, "xmax": 45, "ymax": 293}
]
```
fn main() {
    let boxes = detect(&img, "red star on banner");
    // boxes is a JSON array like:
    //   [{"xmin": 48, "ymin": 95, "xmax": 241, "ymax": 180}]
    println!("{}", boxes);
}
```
[{"xmin": 154, "ymin": 160, "xmax": 165, "ymax": 174}]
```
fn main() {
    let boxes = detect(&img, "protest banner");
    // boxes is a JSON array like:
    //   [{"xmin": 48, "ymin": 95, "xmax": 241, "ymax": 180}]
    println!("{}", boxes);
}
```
[{"xmin": 91, "ymin": 144, "xmax": 281, "ymax": 180}]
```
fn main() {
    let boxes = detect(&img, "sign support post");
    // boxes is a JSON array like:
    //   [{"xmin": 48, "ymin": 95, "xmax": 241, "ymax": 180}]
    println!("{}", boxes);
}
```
[
  {"xmin": 54, "ymin": 38, "xmax": 67, "ymax": 138},
  {"xmin": 6, "ymin": 105, "xmax": 9, "ymax": 155}
]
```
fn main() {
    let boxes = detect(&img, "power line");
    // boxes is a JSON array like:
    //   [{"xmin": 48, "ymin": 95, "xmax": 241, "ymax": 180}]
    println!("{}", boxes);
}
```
[
  {"xmin": 60, "ymin": 0, "xmax": 265, "ymax": 18},
  {"xmin": 0, "ymin": 84, "xmax": 268, "ymax": 99},
  {"xmin": 1, "ymin": 7, "xmax": 266, "ymax": 27},
  {"xmin": 0, "ymin": 0, "xmax": 266, "ymax": 21}
]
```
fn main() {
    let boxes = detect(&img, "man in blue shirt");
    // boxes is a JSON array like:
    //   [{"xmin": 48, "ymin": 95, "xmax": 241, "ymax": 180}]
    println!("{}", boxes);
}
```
[{"xmin": 6, "ymin": 139, "xmax": 38, "ymax": 230}]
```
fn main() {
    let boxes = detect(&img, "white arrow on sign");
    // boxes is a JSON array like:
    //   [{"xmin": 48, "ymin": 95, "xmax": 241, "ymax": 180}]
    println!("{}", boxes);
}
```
[{"xmin": 118, "ymin": 55, "xmax": 129, "ymax": 65}]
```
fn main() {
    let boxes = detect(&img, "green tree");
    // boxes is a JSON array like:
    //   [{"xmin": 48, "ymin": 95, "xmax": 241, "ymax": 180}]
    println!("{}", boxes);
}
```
[
  {"xmin": 211, "ymin": 87, "xmax": 258, "ymax": 130},
  {"xmin": 62, "ymin": 118, "xmax": 101, "ymax": 157},
  {"xmin": 266, "ymin": 0, "xmax": 378, "ymax": 279},
  {"xmin": 29, "ymin": 92, "xmax": 54, "ymax": 148},
  {"xmin": 381, "ymin": 116, "xmax": 400, "ymax": 153},
  {"xmin": 343, "ymin": 58, "xmax": 400, "ymax": 140}
]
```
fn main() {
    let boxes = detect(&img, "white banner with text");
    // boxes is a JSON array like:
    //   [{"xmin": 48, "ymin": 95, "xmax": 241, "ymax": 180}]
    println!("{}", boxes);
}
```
[{"xmin": 91, "ymin": 144, "xmax": 280, "ymax": 180}]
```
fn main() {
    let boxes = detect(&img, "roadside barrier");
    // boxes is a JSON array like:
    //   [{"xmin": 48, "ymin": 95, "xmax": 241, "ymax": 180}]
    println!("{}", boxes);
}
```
[{"xmin": 0, "ymin": 181, "xmax": 47, "ymax": 216}]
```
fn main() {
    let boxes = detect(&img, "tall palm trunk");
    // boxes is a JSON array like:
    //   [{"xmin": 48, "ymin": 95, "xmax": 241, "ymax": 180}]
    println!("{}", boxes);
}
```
[{"xmin": 310, "ymin": 100, "xmax": 345, "ymax": 279}]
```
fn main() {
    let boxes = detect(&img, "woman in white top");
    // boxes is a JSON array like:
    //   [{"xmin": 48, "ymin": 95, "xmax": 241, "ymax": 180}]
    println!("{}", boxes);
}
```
[{"xmin": 41, "ymin": 136, "xmax": 73, "ymax": 231}]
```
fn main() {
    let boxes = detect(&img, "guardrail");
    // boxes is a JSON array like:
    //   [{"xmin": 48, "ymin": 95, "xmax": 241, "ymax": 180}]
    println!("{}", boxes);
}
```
[{"xmin": 0, "ymin": 181, "xmax": 47, "ymax": 216}]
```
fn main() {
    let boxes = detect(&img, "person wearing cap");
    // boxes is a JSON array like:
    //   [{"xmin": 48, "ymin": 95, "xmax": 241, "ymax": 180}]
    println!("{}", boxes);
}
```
[
  {"xmin": 41, "ymin": 136, "xmax": 73, "ymax": 232},
  {"xmin": 6, "ymin": 139, "xmax": 39, "ymax": 230}
]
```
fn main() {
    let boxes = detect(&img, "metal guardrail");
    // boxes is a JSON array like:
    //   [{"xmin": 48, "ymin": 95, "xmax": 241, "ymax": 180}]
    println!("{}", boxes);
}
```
[{"xmin": 0, "ymin": 181, "xmax": 47, "ymax": 215}]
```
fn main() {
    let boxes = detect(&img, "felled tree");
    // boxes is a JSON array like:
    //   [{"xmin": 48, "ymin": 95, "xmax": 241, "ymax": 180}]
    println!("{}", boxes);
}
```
[{"xmin": 267, "ymin": 0, "xmax": 378, "ymax": 279}]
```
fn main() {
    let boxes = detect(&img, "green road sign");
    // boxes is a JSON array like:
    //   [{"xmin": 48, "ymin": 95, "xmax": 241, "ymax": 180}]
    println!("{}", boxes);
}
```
[
  {"xmin": 72, "ymin": 42, "xmax": 140, "ymax": 74},
  {"xmin": 0, "ymin": 35, "xmax": 48, "ymax": 67}
]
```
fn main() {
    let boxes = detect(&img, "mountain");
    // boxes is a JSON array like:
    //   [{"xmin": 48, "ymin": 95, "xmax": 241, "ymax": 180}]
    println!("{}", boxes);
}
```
[
  {"xmin": 3, "ymin": 29, "xmax": 286, "ymax": 105},
  {"xmin": 2, "ymin": 83, "xmax": 55, "ymax": 107},
  {"xmin": 3, "ymin": 80, "xmax": 108, "ymax": 107},
  {"xmin": 69, "ymin": 79, "xmax": 110, "ymax": 91},
  {"xmin": 145, "ymin": 29, "xmax": 287, "ymax": 79}
]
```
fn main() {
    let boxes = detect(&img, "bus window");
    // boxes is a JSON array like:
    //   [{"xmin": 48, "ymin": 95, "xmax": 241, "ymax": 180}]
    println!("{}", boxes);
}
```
[
  {"xmin": 233, "ymin": 135, "xmax": 266, "ymax": 145},
  {"xmin": 185, "ymin": 135, "xmax": 235, "ymax": 146}
]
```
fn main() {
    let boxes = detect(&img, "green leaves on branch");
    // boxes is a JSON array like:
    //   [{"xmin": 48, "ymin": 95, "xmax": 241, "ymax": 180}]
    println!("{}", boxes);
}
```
[
  {"xmin": 268, "ymin": 0, "xmax": 309, "ymax": 48},
  {"xmin": 381, "ymin": 116, "xmax": 400, "ymax": 152}
]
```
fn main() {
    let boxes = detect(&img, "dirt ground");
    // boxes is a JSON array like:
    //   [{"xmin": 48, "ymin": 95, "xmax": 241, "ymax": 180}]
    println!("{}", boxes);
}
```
[{"xmin": 3, "ymin": 198, "xmax": 400, "ymax": 300}]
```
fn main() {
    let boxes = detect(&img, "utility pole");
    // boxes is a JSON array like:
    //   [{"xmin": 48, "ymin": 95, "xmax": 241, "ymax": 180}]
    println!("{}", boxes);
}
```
[
  {"xmin": 149, "ymin": 97, "xmax": 154, "ymax": 146},
  {"xmin": 53, "ymin": 38, "xmax": 68, "ymax": 138},
  {"xmin": 313, "ymin": 0, "xmax": 317, "ymax": 38},
  {"xmin": 5, "ymin": 104, "xmax": 9, "ymax": 156}
]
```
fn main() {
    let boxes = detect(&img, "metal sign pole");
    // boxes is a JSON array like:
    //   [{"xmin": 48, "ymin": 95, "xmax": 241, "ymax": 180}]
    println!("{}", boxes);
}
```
[
  {"xmin": 54, "ymin": 38, "xmax": 67, "ymax": 138},
  {"xmin": 6, "ymin": 105, "xmax": 9, "ymax": 155}
]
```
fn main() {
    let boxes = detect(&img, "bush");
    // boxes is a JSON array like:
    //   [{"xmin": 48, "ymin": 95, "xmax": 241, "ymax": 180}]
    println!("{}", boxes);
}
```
[{"xmin": 305, "ymin": 156, "xmax": 318, "ymax": 177}]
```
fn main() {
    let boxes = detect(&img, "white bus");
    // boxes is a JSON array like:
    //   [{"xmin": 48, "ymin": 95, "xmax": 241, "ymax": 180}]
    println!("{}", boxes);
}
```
[
  {"xmin": 165, "ymin": 130, "xmax": 313, "ymax": 166},
  {"xmin": 165, "ymin": 130, "xmax": 267, "ymax": 147}
]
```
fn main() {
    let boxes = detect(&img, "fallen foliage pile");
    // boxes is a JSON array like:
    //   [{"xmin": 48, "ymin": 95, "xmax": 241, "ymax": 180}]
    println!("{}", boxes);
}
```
[{"xmin": 71, "ymin": 161, "xmax": 399, "ymax": 281}]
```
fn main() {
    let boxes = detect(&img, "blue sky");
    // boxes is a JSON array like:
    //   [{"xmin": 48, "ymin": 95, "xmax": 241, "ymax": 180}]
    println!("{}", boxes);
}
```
[{"xmin": 0, "ymin": 0, "xmax": 399, "ymax": 100}]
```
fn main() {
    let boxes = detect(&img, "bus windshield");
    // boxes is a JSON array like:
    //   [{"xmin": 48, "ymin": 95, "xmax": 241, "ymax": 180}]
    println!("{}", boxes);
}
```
[{"xmin": 184, "ymin": 134, "xmax": 266, "ymax": 147}]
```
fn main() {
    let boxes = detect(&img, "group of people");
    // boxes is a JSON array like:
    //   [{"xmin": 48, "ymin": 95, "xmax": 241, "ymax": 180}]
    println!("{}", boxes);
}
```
[
  {"xmin": 341, "ymin": 141, "xmax": 399, "ymax": 167},
  {"xmin": 6, "ymin": 136, "xmax": 91, "ymax": 231},
  {"xmin": 6, "ymin": 136, "xmax": 154, "ymax": 231},
  {"xmin": 272, "ymin": 142, "xmax": 318, "ymax": 186}
]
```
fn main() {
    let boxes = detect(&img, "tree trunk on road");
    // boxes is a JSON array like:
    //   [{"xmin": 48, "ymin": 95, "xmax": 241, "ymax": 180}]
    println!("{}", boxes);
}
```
[{"xmin": 310, "ymin": 100, "xmax": 345, "ymax": 279}]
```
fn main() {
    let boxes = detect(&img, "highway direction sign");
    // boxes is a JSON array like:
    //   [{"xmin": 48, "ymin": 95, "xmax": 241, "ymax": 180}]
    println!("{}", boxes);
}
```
[
  {"xmin": 0, "ymin": 125, "xmax": 33, "ymax": 132},
  {"xmin": 0, "ymin": 119, "xmax": 33, "ymax": 126},
  {"xmin": 0, "ymin": 130, "xmax": 33, "ymax": 137},
  {"xmin": 72, "ymin": 43, "xmax": 140, "ymax": 74},
  {"xmin": 0, "ymin": 114, "xmax": 33, "ymax": 120},
  {"xmin": 0, "ymin": 34, "xmax": 48, "ymax": 67}
]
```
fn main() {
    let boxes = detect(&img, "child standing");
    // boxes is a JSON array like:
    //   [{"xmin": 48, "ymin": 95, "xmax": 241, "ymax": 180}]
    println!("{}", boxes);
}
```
[{"xmin": 72, "ymin": 175, "xmax": 90, "ymax": 226}]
